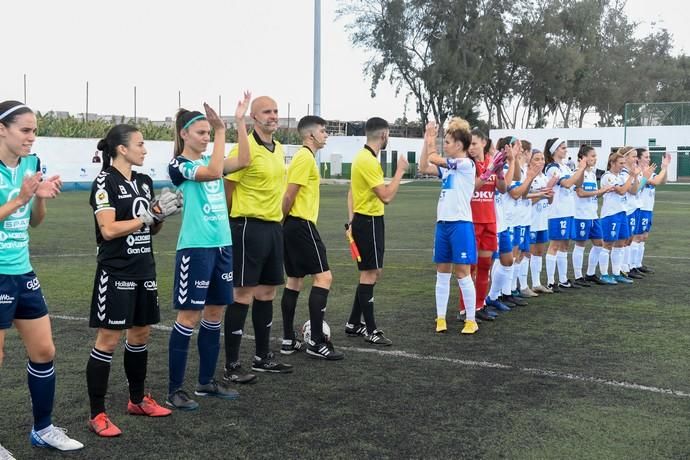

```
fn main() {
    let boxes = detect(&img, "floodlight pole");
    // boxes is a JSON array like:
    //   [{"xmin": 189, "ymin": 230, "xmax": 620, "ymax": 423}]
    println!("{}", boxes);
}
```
[
  {"xmin": 313, "ymin": 0, "xmax": 321, "ymax": 117},
  {"xmin": 623, "ymin": 103, "xmax": 628, "ymax": 145}
]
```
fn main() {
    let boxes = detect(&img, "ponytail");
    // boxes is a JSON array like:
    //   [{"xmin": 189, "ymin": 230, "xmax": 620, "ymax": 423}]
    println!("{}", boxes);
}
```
[{"xmin": 97, "ymin": 124, "xmax": 139, "ymax": 171}]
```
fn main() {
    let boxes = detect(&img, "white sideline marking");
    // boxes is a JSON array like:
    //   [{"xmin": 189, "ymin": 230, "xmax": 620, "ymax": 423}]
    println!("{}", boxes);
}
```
[
  {"xmin": 33, "ymin": 250, "xmax": 690, "ymax": 261},
  {"xmin": 51, "ymin": 314, "xmax": 690, "ymax": 399}
]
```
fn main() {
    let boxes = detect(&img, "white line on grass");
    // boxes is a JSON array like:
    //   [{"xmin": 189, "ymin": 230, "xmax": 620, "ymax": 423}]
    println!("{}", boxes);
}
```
[{"xmin": 51, "ymin": 314, "xmax": 690, "ymax": 399}]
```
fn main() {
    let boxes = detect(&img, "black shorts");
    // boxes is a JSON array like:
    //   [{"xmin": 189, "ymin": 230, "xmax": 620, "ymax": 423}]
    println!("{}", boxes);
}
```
[
  {"xmin": 90, "ymin": 267, "xmax": 160, "ymax": 330},
  {"xmin": 230, "ymin": 217, "xmax": 284, "ymax": 287},
  {"xmin": 283, "ymin": 216, "xmax": 330, "ymax": 278},
  {"xmin": 351, "ymin": 213, "xmax": 385, "ymax": 271}
]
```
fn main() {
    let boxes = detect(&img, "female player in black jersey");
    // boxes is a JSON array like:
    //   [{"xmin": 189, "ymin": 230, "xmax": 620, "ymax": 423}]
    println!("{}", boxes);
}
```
[{"xmin": 85, "ymin": 124, "xmax": 180, "ymax": 437}]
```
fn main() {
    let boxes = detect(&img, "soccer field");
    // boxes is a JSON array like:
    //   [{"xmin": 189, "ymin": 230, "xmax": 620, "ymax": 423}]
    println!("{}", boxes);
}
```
[{"xmin": 1, "ymin": 183, "xmax": 689, "ymax": 459}]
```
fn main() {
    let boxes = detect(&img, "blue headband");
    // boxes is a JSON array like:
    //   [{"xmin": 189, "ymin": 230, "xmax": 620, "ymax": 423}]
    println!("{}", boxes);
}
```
[{"xmin": 182, "ymin": 114, "xmax": 206, "ymax": 130}]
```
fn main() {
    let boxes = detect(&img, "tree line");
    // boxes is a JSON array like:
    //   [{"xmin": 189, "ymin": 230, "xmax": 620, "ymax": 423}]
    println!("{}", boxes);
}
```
[{"xmin": 339, "ymin": 0, "xmax": 690, "ymax": 129}]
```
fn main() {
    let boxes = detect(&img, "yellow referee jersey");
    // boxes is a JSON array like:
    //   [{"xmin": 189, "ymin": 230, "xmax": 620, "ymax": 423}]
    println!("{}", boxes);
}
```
[
  {"xmin": 225, "ymin": 131, "xmax": 286, "ymax": 222},
  {"xmin": 287, "ymin": 146, "xmax": 320, "ymax": 224},
  {"xmin": 351, "ymin": 146, "xmax": 385, "ymax": 216}
]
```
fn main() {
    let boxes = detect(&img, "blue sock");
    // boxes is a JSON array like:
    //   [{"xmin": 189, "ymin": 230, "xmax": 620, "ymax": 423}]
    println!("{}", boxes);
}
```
[
  {"xmin": 197, "ymin": 319, "xmax": 221, "ymax": 385},
  {"xmin": 27, "ymin": 360, "xmax": 55, "ymax": 431},
  {"xmin": 168, "ymin": 322, "xmax": 193, "ymax": 394}
]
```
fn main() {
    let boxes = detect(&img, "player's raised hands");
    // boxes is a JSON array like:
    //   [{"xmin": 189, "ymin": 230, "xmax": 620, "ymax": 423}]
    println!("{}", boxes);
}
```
[
  {"xmin": 203, "ymin": 102, "xmax": 225, "ymax": 131},
  {"xmin": 424, "ymin": 121, "xmax": 438, "ymax": 140},
  {"xmin": 662, "ymin": 153, "xmax": 672, "ymax": 167},
  {"xmin": 35, "ymin": 175, "xmax": 62, "ymax": 199},
  {"xmin": 643, "ymin": 163, "xmax": 656, "ymax": 178},
  {"xmin": 18, "ymin": 172, "xmax": 41, "ymax": 204},
  {"xmin": 235, "ymin": 91, "xmax": 251, "ymax": 121}
]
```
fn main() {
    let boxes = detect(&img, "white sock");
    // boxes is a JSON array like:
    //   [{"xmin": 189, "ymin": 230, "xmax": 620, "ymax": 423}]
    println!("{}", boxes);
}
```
[
  {"xmin": 630, "ymin": 242, "xmax": 641, "ymax": 269},
  {"xmin": 491, "ymin": 258, "xmax": 500, "ymax": 281},
  {"xmin": 556, "ymin": 251, "xmax": 569, "ymax": 283},
  {"xmin": 587, "ymin": 246, "xmax": 602, "ymax": 276},
  {"xmin": 599, "ymin": 248, "xmax": 610, "ymax": 275},
  {"xmin": 639, "ymin": 242, "xmax": 646, "ymax": 266},
  {"xmin": 511, "ymin": 261, "xmax": 519, "ymax": 291},
  {"xmin": 530, "ymin": 255, "xmax": 543, "ymax": 288},
  {"xmin": 572, "ymin": 245, "xmax": 585, "ymax": 279},
  {"xmin": 489, "ymin": 263, "xmax": 508, "ymax": 300},
  {"xmin": 546, "ymin": 253, "xmax": 557, "ymax": 285},
  {"xmin": 519, "ymin": 258, "xmax": 529, "ymax": 289},
  {"xmin": 502, "ymin": 264, "xmax": 514, "ymax": 295},
  {"xmin": 435, "ymin": 272, "xmax": 451, "ymax": 318},
  {"xmin": 621, "ymin": 245, "xmax": 631, "ymax": 272},
  {"xmin": 458, "ymin": 276, "xmax": 476, "ymax": 321},
  {"xmin": 611, "ymin": 247, "xmax": 624, "ymax": 275}
]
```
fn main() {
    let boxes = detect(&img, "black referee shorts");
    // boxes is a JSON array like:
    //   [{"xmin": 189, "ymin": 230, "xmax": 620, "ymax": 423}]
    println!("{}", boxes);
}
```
[
  {"xmin": 230, "ymin": 217, "xmax": 284, "ymax": 287},
  {"xmin": 283, "ymin": 216, "xmax": 330, "ymax": 278},
  {"xmin": 351, "ymin": 213, "xmax": 385, "ymax": 271}
]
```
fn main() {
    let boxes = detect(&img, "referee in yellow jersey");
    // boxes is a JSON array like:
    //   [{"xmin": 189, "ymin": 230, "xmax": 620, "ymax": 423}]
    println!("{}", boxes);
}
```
[
  {"xmin": 346, "ymin": 117, "xmax": 408, "ymax": 345},
  {"xmin": 280, "ymin": 116, "xmax": 344, "ymax": 360},
  {"xmin": 223, "ymin": 96, "xmax": 292, "ymax": 382}
]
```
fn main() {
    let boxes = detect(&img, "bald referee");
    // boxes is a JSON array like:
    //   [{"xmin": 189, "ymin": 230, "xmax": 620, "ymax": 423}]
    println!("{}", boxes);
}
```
[
  {"xmin": 223, "ymin": 96, "xmax": 292, "ymax": 382},
  {"xmin": 345, "ymin": 117, "xmax": 408, "ymax": 346}
]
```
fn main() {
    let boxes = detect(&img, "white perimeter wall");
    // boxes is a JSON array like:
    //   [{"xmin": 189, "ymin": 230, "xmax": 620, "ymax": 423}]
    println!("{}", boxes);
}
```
[
  {"xmin": 31, "ymin": 135, "xmax": 426, "ymax": 188},
  {"xmin": 490, "ymin": 126, "xmax": 689, "ymax": 181}
]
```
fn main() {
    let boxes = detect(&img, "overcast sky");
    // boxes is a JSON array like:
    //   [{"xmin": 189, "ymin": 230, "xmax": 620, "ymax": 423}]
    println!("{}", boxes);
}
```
[{"xmin": 1, "ymin": 0, "xmax": 687, "ymax": 123}]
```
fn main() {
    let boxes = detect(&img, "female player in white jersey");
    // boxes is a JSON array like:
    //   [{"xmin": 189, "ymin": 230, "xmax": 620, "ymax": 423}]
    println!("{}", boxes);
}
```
[
  {"xmin": 598, "ymin": 148, "xmax": 638, "ymax": 284},
  {"xmin": 572, "ymin": 145, "xmax": 612, "ymax": 286},
  {"xmin": 419, "ymin": 118, "xmax": 480, "ymax": 334},
  {"xmin": 633, "ymin": 149, "xmax": 672, "ymax": 273},
  {"xmin": 543, "ymin": 138, "xmax": 586, "ymax": 292},
  {"xmin": 0, "ymin": 100, "xmax": 83, "ymax": 453},
  {"xmin": 619, "ymin": 149, "xmax": 644, "ymax": 279},
  {"xmin": 526, "ymin": 149, "xmax": 554, "ymax": 293},
  {"xmin": 485, "ymin": 137, "xmax": 520, "ymax": 312}
]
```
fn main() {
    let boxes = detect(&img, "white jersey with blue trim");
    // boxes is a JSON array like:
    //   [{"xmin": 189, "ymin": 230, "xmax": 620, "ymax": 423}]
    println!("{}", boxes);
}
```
[
  {"xmin": 545, "ymin": 162, "xmax": 575, "ymax": 218},
  {"xmin": 507, "ymin": 166, "xmax": 530, "ymax": 227},
  {"xmin": 436, "ymin": 157, "xmax": 475, "ymax": 222},
  {"xmin": 574, "ymin": 168, "xmax": 599, "ymax": 219},
  {"xmin": 502, "ymin": 162, "xmax": 517, "ymax": 228},
  {"xmin": 529, "ymin": 173, "xmax": 549, "ymax": 231},
  {"xmin": 494, "ymin": 190, "xmax": 507, "ymax": 233},
  {"xmin": 619, "ymin": 168, "xmax": 637, "ymax": 214},
  {"xmin": 600, "ymin": 171, "xmax": 627, "ymax": 217},
  {"xmin": 518, "ymin": 166, "xmax": 532, "ymax": 226},
  {"xmin": 640, "ymin": 173, "xmax": 656, "ymax": 211}
]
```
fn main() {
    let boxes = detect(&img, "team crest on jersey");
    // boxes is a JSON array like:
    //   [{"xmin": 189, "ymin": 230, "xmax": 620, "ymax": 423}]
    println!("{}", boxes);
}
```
[
  {"xmin": 580, "ymin": 230, "xmax": 585, "ymax": 237},
  {"xmin": 95, "ymin": 190, "xmax": 109, "ymax": 205},
  {"xmin": 560, "ymin": 229, "xmax": 566, "ymax": 236}
]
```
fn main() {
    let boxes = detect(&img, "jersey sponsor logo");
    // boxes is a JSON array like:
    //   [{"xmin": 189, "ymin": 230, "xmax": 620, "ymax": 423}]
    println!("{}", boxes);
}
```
[
  {"xmin": 473, "ymin": 190, "xmax": 495, "ymax": 200},
  {"xmin": 221, "ymin": 272, "xmax": 233, "ymax": 282},
  {"xmin": 190, "ymin": 299, "xmax": 206, "ymax": 305},
  {"xmin": 115, "ymin": 280, "xmax": 136, "ymax": 290},
  {"xmin": 108, "ymin": 319, "xmax": 126, "ymax": 325},
  {"xmin": 195, "ymin": 280, "xmax": 210, "ymax": 289},
  {"xmin": 26, "ymin": 277, "xmax": 41, "ymax": 291},
  {"xmin": 144, "ymin": 280, "xmax": 157, "ymax": 290},
  {"xmin": 203, "ymin": 180, "xmax": 221, "ymax": 195},
  {"xmin": 131, "ymin": 197, "xmax": 150, "ymax": 221},
  {"xmin": 7, "ymin": 189, "xmax": 30, "ymax": 218},
  {"xmin": 0, "ymin": 294, "xmax": 15, "ymax": 304}
]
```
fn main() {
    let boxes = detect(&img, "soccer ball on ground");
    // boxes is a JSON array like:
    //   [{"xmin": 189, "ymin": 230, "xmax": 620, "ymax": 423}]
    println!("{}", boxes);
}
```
[{"xmin": 302, "ymin": 320, "xmax": 331, "ymax": 346}]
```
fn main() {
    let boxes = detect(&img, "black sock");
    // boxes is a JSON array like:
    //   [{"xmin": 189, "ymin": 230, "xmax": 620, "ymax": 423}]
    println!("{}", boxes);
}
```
[
  {"xmin": 308, "ymin": 286, "xmax": 329, "ymax": 343},
  {"xmin": 252, "ymin": 299, "xmax": 273, "ymax": 359},
  {"xmin": 347, "ymin": 285, "xmax": 362, "ymax": 325},
  {"xmin": 224, "ymin": 302, "xmax": 249, "ymax": 368},
  {"xmin": 124, "ymin": 342, "xmax": 148, "ymax": 404},
  {"xmin": 358, "ymin": 283, "xmax": 377, "ymax": 334},
  {"xmin": 86, "ymin": 348, "xmax": 113, "ymax": 418},
  {"xmin": 280, "ymin": 288, "xmax": 300, "ymax": 340}
]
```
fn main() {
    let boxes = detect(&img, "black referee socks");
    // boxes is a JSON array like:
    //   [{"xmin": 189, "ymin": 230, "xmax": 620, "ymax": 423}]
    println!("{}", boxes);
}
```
[
  {"xmin": 281, "ymin": 288, "xmax": 300, "ymax": 340},
  {"xmin": 252, "ymin": 299, "xmax": 273, "ymax": 359},
  {"xmin": 309, "ymin": 286, "xmax": 329, "ymax": 343},
  {"xmin": 225, "ymin": 302, "xmax": 249, "ymax": 367},
  {"xmin": 357, "ymin": 283, "xmax": 377, "ymax": 334}
]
